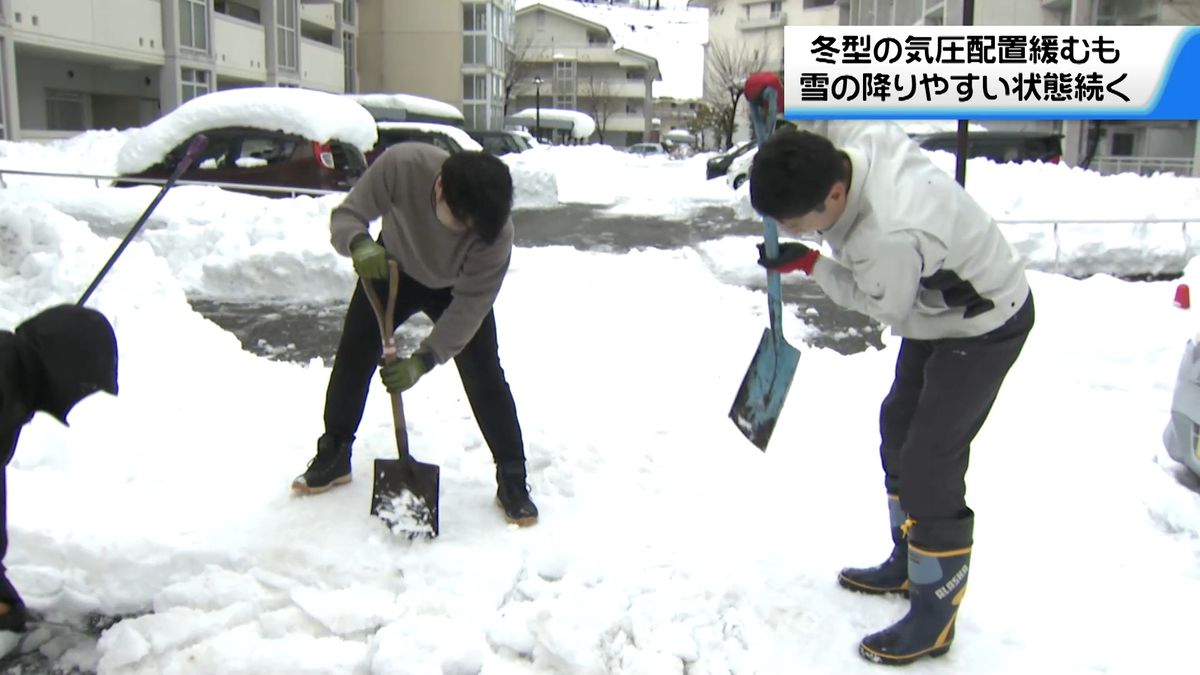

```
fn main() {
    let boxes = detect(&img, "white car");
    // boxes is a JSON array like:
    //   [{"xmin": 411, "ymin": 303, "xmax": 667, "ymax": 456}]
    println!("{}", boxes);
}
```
[
  {"xmin": 627, "ymin": 142, "xmax": 667, "ymax": 157},
  {"xmin": 726, "ymin": 145, "xmax": 758, "ymax": 190}
]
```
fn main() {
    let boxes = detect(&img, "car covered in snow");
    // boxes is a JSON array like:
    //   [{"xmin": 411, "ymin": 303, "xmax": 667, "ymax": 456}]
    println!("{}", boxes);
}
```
[
  {"xmin": 469, "ymin": 130, "xmax": 532, "ymax": 156},
  {"xmin": 367, "ymin": 122, "xmax": 484, "ymax": 164},
  {"xmin": 627, "ymin": 142, "xmax": 667, "ymax": 157},
  {"xmin": 115, "ymin": 87, "xmax": 376, "ymax": 197}
]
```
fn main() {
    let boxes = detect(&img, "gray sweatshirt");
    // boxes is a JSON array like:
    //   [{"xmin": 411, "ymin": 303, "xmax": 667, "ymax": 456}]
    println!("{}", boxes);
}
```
[
  {"xmin": 330, "ymin": 143, "xmax": 514, "ymax": 365},
  {"xmin": 796, "ymin": 121, "xmax": 1030, "ymax": 340}
]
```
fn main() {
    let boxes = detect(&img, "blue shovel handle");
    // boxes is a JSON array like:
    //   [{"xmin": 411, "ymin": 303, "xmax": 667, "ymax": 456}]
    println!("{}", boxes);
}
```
[{"xmin": 748, "ymin": 89, "xmax": 786, "ymax": 342}]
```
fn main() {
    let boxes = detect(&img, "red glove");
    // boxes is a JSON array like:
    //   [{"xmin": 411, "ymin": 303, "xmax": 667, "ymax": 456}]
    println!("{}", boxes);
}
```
[
  {"xmin": 757, "ymin": 242, "xmax": 820, "ymax": 275},
  {"xmin": 744, "ymin": 72, "xmax": 784, "ymax": 113}
]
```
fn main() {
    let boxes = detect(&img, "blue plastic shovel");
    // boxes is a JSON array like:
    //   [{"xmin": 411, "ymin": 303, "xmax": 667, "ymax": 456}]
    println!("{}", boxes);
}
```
[{"xmin": 728, "ymin": 88, "xmax": 801, "ymax": 451}]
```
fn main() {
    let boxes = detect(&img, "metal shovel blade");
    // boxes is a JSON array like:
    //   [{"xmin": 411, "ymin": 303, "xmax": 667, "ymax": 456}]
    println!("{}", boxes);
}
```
[
  {"xmin": 370, "ymin": 457, "xmax": 440, "ymax": 539},
  {"xmin": 729, "ymin": 328, "xmax": 801, "ymax": 451}
]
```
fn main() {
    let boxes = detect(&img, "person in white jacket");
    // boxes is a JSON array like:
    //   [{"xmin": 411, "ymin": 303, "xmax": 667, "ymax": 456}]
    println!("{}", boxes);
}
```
[{"xmin": 749, "ymin": 121, "xmax": 1034, "ymax": 666}]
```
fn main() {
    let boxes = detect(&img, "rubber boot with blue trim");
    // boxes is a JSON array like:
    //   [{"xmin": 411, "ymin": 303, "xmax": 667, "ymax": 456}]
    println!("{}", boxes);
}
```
[
  {"xmin": 859, "ymin": 512, "xmax": 973, "ymax": 666},
  {"xmin": 838, "ymin": 494, "xmax": 909, "ymax": 596}
]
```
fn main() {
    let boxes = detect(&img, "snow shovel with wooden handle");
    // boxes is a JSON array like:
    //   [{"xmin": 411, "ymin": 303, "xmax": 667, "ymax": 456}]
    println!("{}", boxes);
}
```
[
  {"xmin": 362, "ymin": 260, "xmax": 440, "ymax": 538},
  {"xmin": 729, "ymin": 86, "xmax": 801, "ymax": 451}
]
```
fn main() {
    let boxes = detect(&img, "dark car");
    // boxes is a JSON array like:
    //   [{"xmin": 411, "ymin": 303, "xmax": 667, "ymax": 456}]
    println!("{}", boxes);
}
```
[
  {"xmin": 116, "ymin": 126, "xmax": 366, "ymax": 197},
  {"xmin": 366, "ymin": 122, "xmax": 484, "ymax": 164},
  {"xmin": 469, "ymin": 130, "xmax": 530, "ymax": 155},
  {"xmin": 911, "ymin": 130, "xmax": 1064, "ymax": 164},
  {"xmin": 706, "ymin": 141, "xmax": 755, "ymax": 180}
]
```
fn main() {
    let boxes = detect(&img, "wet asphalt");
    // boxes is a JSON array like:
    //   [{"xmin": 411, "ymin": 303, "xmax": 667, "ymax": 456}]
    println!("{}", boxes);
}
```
[{"xmin": 190, "ymin": 204, "xmax": 884, "ymax": 365}]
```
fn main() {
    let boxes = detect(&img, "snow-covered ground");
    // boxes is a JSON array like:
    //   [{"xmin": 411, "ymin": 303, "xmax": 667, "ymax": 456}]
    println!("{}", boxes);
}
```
[{"xmin": 2, "ymin": 131, "xmax": 1200, "ymax": 674}]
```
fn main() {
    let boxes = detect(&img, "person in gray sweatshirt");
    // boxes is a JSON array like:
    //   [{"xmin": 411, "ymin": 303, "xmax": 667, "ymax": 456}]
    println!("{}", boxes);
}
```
[
  {"xmin": 749, "ymin": 122, "xmax": 1033, "ymax": 665},
  {"xmin": 292, "ymin": 143, "xmax": 536, "ymax": 526}
]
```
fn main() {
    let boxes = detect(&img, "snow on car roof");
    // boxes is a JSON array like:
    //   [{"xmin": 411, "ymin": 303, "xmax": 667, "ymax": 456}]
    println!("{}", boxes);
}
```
[
  {"xmin": 375, "ymin": 122, "xmax": 484, "ymax": 152},
  {"xmin": 347, "ymin": 93, "xmax": 465, "ymax": 123},
  {"xmin": 117, "ymin": 87, "xmax": 379, "ymax": 174},
  {"xmin": 506, "ymin": 109, "xmax": 597, "ymax": 139}
]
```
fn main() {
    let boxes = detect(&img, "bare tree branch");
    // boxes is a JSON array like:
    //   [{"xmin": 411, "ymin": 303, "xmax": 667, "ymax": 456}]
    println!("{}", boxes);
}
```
[
  {"xmin": 581, "ymin": 75, "xmax": 617, "ymax": 144},
  {"xmin": 703, "ymin": 39, "xmax": 771, "ymax": 149},
  {"xmin": 504, "ymin": 31, "xmax": 541, "ymax": 117}
]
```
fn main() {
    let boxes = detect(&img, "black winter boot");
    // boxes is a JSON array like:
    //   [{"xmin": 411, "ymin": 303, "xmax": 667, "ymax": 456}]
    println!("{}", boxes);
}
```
[
  {"xmin": 0, "ymin": 576, "xmax": 28, "ymax": 633},
  {"xmin": 859, "ymin": 513, "xmax": 973, "ymax": 666},
  {"xmin": 839, "ymin": 494, "xmax": 909, "ymax": 596},
  {"xmin": 495, "ymin": 461, "xmax": 538, "ymax": 526},
  {"xmin": 291, "ymin": 433, "xmax": 353, "ymax": 494}
]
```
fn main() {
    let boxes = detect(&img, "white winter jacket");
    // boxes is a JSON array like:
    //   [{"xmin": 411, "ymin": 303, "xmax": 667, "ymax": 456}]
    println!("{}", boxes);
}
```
[{"xmin": 795, "ymin": 121, "xmax": 1030, "ymax": 340}]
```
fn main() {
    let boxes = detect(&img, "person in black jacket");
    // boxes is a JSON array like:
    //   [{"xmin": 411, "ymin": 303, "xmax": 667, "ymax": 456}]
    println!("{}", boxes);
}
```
[{"xmin": 0, "ymin": 305, "xmax": 118, "ymax": 633}]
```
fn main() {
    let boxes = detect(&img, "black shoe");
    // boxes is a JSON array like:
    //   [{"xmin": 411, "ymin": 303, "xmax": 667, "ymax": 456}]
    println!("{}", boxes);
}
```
[
  {"xmin": 859, "ymin": 513, "xmax": 974, "ymax": 666},
  {"xmin": 839, "ymin": 494, "xmax": 910, "ymax": 596},
  {"xmin": 495, "ymin": 461, "xmax": 538, "ymax": 526},
  {"xmin": 0, "ymin": 600, "xmax": 28, "ymax": 633},
  {"xmin": 292, "ymin": 433, "xmax": 353, "ymax": 494}
]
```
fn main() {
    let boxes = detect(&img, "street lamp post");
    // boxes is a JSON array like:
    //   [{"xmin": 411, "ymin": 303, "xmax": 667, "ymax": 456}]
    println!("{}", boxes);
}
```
[{"xmin": 533, "ymin": 75, "xmax": 544, "ymax": 141}]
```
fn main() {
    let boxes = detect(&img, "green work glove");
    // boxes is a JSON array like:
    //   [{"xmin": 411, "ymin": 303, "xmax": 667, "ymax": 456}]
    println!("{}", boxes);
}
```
[
  {"xmin": 350, "ymin": 236, "xmax": 388, "ymax": 280},
  {"xmin": 379, "ymin": 355, "xmax": 431, "ymax": 393}
]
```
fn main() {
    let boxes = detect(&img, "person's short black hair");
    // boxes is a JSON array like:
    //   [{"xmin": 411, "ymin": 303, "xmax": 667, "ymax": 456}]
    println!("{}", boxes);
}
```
[
  {"xmin": 440, "ymin": 151, "xmax": 514, "ymax": 245},
  {"xmin": 749, "ymin": 128, "xmax": 849, "ymax": 221}
]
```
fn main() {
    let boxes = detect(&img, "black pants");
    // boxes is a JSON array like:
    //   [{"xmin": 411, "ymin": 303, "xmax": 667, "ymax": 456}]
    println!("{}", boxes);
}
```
[
  {"xmin": 1, "ymin": 435, "xmax": 24, "ymax": 608},
  {"xmin": 323, "ymin": 272, "xmax": 525, "ymax": 466},
  {"xmin": 879, "ymin": 294, "xmax": 1034, "ymax": 521}
]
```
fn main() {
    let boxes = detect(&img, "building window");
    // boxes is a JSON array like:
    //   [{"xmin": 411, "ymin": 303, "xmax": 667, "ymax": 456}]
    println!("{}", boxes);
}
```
[
  {"xmin": 181, "ymin": 67, "xmax": 211, "ymax": 102},
  {"xmin": 214, "ymin": 0, "xmax": 261, "ymax": 23},
  {"xmin": 1111, "ymin": 132, "xmax": 1135, "ymax": 156},
  {"xmin": 464, "ymin": 103, "xmax": 485, "ymax": 130},
  {"xmin": 180, "ymin": 0, "xmax": 209, "ymax": 51},
  {"xmin": 276, "ymin": 0, "xmax": 298, "ymax": 69},
  {"xmin": 342, "ymin": 0, "xmax": 355, "ymax": 25},
  {"xmin": 463, "ymin": 73, "xmax": 487, "ymax": 101},
  {"xmin": 46, "ymin": 90, "xmax": 87, "ymax": 131},
  {"xmin": 463, "ymin": 2, "xmax": 487, "ymax": 31},
  {"xmin": 769, "ymin": 1, "xmax": 781, "ymax": 18},
  {"xmin": 343, "ymin": 32, "xmax": 356, "ymax": 93},
  {"xmin": 463, "ymin": 35, "xmax": 487, "ymax": 66}
]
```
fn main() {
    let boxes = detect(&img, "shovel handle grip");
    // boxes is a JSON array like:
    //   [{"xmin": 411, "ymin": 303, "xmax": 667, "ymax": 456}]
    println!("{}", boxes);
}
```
[{"xmin": 361, "ymin": 260, "xmax": 410, "ymax": 459}]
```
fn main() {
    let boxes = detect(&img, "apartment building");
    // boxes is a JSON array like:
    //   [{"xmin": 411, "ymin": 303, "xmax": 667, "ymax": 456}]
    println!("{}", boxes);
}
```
[
  {"xmin": 0, "ymin": 0, "xmax": 358, "ymax": 141},
  {"xmin": 846, "ymin": 0, "xmax": 1200, "ymax": 176},
  {"xmin": 511, "ymin": 1, "xmax": 661, "ymax": 146},
  {"xmin": 351, "ymin": 1, "xmax": 516, "ymax": 131},
  {"xmin": 692, "ymin": 0, "xmax": 842, "ymax": 77}
]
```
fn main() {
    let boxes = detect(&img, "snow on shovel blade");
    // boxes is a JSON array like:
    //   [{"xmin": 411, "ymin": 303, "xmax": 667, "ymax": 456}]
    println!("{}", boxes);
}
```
[
  {"xmin": 730, "ymin": 327, "xmax": 801, "ymax": 451},
  {"xmin": 371, "ymin": 458, "xmax": 440, "ymax": 538}
]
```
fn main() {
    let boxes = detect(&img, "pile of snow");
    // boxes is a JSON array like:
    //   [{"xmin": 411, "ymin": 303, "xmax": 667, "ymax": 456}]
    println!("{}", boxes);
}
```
[
  {"xmin": 503, "ymin": 152, "xmax": 559, "ymax": 209},
  {"xmin": 117, "ymin": 88, "xmax": 379, "ymax": 174},
  {"xmin": 3, "ymin": 129, "xmax": 1200, "ymax": 672}
]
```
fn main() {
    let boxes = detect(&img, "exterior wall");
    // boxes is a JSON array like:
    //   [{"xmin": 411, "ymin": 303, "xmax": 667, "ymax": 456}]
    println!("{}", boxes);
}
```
[
  {"xmin": 357, "ymin": 0, "xmax": 463, "ymax": 108},
  {"xmin": 214, "ymin": 13, "xmax": 268, "ymax": 81},
  {"xmin": 300, "ymin": 39, "xmax": 343, "ymax": 92},
  {"xmin": 3, "ymin": 0, "xmax": 354, "ymax": 139},
  {"xmin": 10, "ymin": 0, "xmax": 165, "ymax": 64}
]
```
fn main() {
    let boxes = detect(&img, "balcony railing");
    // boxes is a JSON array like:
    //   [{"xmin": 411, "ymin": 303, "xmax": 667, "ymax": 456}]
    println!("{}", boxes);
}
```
[
  {"xmin": 736, "ymin": 12, "xmax": 787, "ymax": 30},
  {"xmin": 1088, "ymin": 156, "xmax": 1195, "ymax": 177}
]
